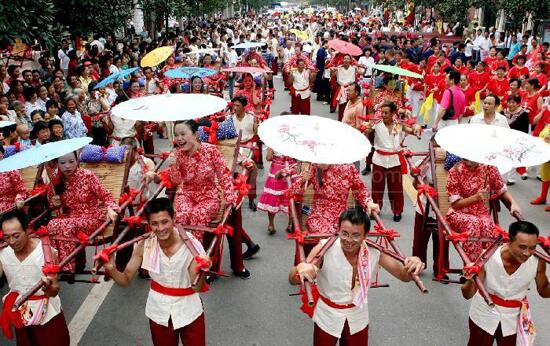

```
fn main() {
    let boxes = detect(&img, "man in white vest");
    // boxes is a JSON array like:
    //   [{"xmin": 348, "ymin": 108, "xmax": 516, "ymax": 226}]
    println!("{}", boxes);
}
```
[
  {"xmin": 0, "ymin": 209, "xmax": 69, "ymax": 345},
  {"xmin": 288, "ymin": 208, "xmax": 424, "ymax": 345},
  {"xmin": 462, "ymin": 221, "xmax": 550, "ymax": 346},
  {"xmin": 104, "ymin": 198, "xmax": 210, "ymax": 346},
  {"xmin": 288, "ymin": 59, "xmax": 314, "ymax": 115}
]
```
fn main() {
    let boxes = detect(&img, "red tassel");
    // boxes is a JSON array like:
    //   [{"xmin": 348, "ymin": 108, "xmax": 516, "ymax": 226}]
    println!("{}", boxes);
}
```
[
  {"xmin": 494, "ymin": 225, "xmax": 509, "ymax": 241},
  {"xmin": 122, "ymin": 216, "xmax": 143, "ymax": 229},
  {"xmin": 214, "ymin": 224, "xmax": 233, "ymax": 236},
  {"xmin": 76, "ymin": 231, "xmax": 89, "ymax": 247},
  {"xmin": 158, "ymin": 171, "xmax": 174, "ymax": 189},
  {"xmin": 194, "ymin": 255, "xmax": 210, "ymax": 273},
  {"xmin": 42, "ymin": 264, "xmax": 60, "ymax": 275}
]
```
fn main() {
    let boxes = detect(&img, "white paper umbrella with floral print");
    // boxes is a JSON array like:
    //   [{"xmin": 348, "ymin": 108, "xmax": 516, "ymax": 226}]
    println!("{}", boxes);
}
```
[
  {"xmin": 111, "ymin": 94, "xmax": 228, "ymax": 121},
  {"xmin": 435, "ymin": 124, "xmax": 550, "ymax": 172},
  {"xmin": 258, "ymin": 115, "xmax": 372, "ymax": 164}
]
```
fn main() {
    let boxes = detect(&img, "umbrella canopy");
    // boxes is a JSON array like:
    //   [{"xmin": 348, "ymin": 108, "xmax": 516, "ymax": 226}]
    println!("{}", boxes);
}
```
[
  {"xmin": 0, "ymin": 121, "xmax": 16, "ymax": 128},
  {"xmin": 258, "ymin": 115, "xmax": 372, "ymax": 164},
  {"xmin": 232, "ymin": 42, "xmax": 266, "ymax": 49},
  {"xmin": 164, "ymin": 67, "xmax": 218, "ymax": 79},
  {"xmin": 328, "ymin": 39, "xmax": 362, "ymax": 56},
  {"xmin": 290, "ymin": 29, "xmax": 309, "ymax": 41},
  {"xmin": 435, "ymin": 124, "xmax": 550, "ymax": 173},
  {"xmin": 141, "ymin": 46, "xmax": 174, "ymax": 67},
  {"xmin": 371, "ymin": 64, "xmax": 423, "ymax": 79},
  {"xmin": 94, "ymin": 67, "xmax": 140, "ymax": 90},
  {"xmin": 221, "ymin": 66, "xmax": 272, "ymax": 74},
  {"xmin": 111, "ymin": 94, "xmax": 228, "ymax": 122},
  {"xmin": 0, "ymin": 137, "xmax": 92, "ymax": 173}
]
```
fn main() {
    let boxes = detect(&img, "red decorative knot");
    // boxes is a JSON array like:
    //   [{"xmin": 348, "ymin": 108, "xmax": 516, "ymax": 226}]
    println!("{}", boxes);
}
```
[
  {"xmin": 34, "ymin": 226, "xmax": 49, "ymax": 237},
  {"xmin": 42, "ymin": 264, "xmax": 60, "ymax": 275},
  {"xmin": 97, "ymin": 244, "xmax": 119, "ymax": 263},
  {"xmin": 194, "ymin": 256, "xmax": 210, "ymax": 273},
  {"xmin": 214, "ymin": 224, "xmax": 233, "ymax": 237},
  {"xmin": 287, "ymin": 230, "xmax": 305, "ymax": 244},
  {"xmin": 463, "ymin": 263, "xmax": 481, "ymax": 277},
  {"xmin": 76, "ymin": 231, "xmax": 89, "ymax": 247},
  {"xmin": 158, "ymin": 171, "xmax": 174, "ymax": 189},
  {"xmin": 493, "ymin": 225, "xmax": 509, "ymax": 241},
  {"xmin": 122, "ymin": 216, "xmax": 143, "ymax": 229},
  {"xmin": 447, "ymin": 230, "xmax": 470, "ymax": 243}
]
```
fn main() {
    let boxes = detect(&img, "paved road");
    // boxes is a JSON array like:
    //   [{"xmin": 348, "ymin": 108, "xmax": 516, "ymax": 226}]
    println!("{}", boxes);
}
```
[{"xmin": 2, "ymin": 76, "xmax": 549, "ymax": 346}]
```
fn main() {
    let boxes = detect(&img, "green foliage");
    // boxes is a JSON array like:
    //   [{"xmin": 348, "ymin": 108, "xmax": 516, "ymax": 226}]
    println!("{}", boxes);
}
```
[
  {"xmin": 0, "ymin": 0, "xmax": 61, "ymax": 46},
  {"xmin": 499, "ymin": 0, "xmax": 550, "ymax": 29}
]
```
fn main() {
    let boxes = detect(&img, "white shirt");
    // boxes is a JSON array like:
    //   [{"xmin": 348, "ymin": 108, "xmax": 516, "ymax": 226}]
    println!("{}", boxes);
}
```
[
  {"xmin": 25, "ymin": 101, "xmax": 42, "ymax": 117},
  {"xmin": 0, "ymin": 241, "xmax": 62, "ymax": 326},
  {"xmin": 358, "ymin": 56, "xmax": 374, "ymax": 76},
  {"xmin": 111, "ymin": 115, "xmax": 137, "ymax": 141},
  {"xmin": 143, "ymin": 234, "xmax": 203, "ymax": 330},
  {"xmin": 57, "ymin": 49, "xmax": 70, "ymax": 70},
  {"xmin": 144, "ymin": 78, "xmax": 160, "ymax": 95},
  {"xmin": 372, "ymin": 122, "xmax": 402, "ymax": 168},
  {"xmin": 469, "ymin": 112, "xmax": 510, "ymax": 128},
  {"xmin": 337, "ymin": 66, "xmax": 356, "ymax": 86},
  {"xmin": 128, "ymin": 156, "xmax": 159, "ymax": 200},
  {"xmin": 292, "ymin": 69, "xmax": 310, "ymax": 99},
  {"xmin": 469, "ymin": 246, "xmax": 538, "ymax": 336},
  {"xmin": 232, "ymin": 112, "xmax": 255, "ymax": 142},
  {"xmin": 313, "ymin": 238, "xmax": 380, "ymax": 338}
]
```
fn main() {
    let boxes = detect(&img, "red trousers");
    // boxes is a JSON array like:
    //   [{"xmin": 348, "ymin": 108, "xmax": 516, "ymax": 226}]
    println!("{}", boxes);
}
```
[
  {"xmin": 203, "ymin": 209, "xmax": 245, "ymax": 274},
  {"xmin": 467, "ymin": 319, "xmax": 516, "ymax": 346},
  {"xmin": 14, "ymin": 311, "xmax": 70, "ymax": 346},
  {"xmin": 412, "ymin": 212, "xmax": 447, "ymax": 275},
  {"xmin": 291, "ymin": 94, "xmax": 311, "ymax": 115},
  {"xmin": 313, "ymin": 321, "xmax": 369, "ymax": 346},
  {"xmin": 371, "ymin": 164, "xmax": 404, "ymax": 215},
  {"xmin": 149, "ymin": 313, "xmax": 205, "ymax": 346}
]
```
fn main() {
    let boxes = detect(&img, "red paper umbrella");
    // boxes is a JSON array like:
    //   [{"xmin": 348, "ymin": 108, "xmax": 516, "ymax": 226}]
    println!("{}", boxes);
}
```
[
  {"xmin": 327, "ymin": 39, "xmax": 362, "ymax": 56},
  {"xmin": 221, "ymin": 66, "xmax": 272, "ymax": 74}
]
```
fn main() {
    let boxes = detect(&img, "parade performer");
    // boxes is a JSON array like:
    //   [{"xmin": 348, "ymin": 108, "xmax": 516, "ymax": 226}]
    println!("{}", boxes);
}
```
[
  {"xmin": 364, "ymin": 101, "xmax": 421, "ymax": 222},
  {"xmin": 283, "ymin": 43, "xmax": 315, "ymax": 89},
  {"xmin": 234, "ymin": 73, "xmax": 262, "ymax": 114},
  {"xmin": 144, "ymin": 120, "xmax": 238, "ymax": 242},
  {"xmin": 104, "ymin": 198, "xmax": 210, "ymax": 346},
  {"xmin": 0, "ymin": 144, "xmax": 28, "ymax": 213},
  {"xmin": 230, "ymin": 96, "xmax": 260, "ymax": 210},
  {"xmin": 423, "ymin": 61, "xmax": 446, "ymax": 124},
  {"xmin": 341, "ymin": 83, "xmax": 364, "ymax": 129},
  {"xmin": 47, "ymin": 151, "xmax": 119, "ymax": 277},
  {"xmin": 331, "ymin": 55, "xmax": 359, "ymax": 121},
  {"xmin": 289, "ymin": 207, "xmax": 424, "ymax": 346},
  {"xmin": 462, "ymin": 221, "xmax": 550, "ymax": 345},
  {"xmin": 531, "ymin": 120, "xmax": 550, "ymax": 211},
  {"xmin": 371, "ymin": 75, "xmax": 403, "ymax": 119},
  {"xmin": 288, "ymin": 59, "xmax": 314, "ymax": 115},
  {"xmin": 446, "ymin": 159, "xmax": 522, "ymax": 261},
  {"xmin": 0, "ymin": 209, "xmax": 70, "ymax": 346},
  {"xmin": 289, "ymin": 164, "xmax": 379, "ymax": 235},
  {"xmin": 257, "ymin": 147, "xmax": 296, "ymax": 234}
]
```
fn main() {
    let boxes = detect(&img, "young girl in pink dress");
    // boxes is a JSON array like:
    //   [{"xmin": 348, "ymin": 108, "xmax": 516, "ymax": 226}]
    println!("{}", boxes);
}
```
[{"xmin": 257, "ymin": 148, "xmax": 296, "ymax": 234}]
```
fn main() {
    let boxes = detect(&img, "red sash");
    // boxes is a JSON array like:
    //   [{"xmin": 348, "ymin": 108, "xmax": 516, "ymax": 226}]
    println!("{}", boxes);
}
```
[
  {"xmin": 0, "ymin": 292, "xmax": 47, "ymax": 339},
  {"xmin": 375, "ymin": 149, "xmax": 409, "ymax": 174},
  {"xmin": 319, "ymin": 294, "xmax": 355, "ymax": 309},
  {"xmin": 150, "ymin": 281, "xmax": 196, "ymax": 297},
  {"xmin": 489, "ymin": 294, "xmax": 523, "ymax": 308}
]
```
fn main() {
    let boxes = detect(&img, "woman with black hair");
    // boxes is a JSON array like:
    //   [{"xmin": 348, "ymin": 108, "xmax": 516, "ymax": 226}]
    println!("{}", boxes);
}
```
[{"xmin": 46, "ymin": 151, "xmax": 119, "ymax": 277}]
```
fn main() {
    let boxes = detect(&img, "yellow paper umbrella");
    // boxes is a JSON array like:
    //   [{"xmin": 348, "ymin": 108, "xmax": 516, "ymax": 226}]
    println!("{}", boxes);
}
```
[
  {"xmin": 140, "ymin": 46, "xmax": 174, "ymax": 67},
  {"xmin": 290, "ymin": 29, "xmax": 308, "ymax": 41}
]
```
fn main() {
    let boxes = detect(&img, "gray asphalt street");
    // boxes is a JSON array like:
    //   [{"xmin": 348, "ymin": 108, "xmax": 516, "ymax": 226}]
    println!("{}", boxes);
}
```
[{"xmin": 2, "ymin": 76, "xmax": 549, "ymax": 346}]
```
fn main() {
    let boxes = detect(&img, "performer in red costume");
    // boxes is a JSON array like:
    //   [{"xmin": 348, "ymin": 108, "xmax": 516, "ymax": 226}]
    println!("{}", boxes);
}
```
[{"xmin": 0, "ymin": 144, "xmax": 28, "ymax": 213}]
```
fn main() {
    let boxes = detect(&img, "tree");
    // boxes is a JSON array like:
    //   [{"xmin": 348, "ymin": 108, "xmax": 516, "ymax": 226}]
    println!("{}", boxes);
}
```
[
  {"xmin": 0, "ymin": 0, "xmax": 61, "ymax": 47},
  {"xmin": 53, "ymin": 0, "xmax": 134, "ymax": 37},
  {"xmin": 499, "ymin": 0, "xmax": 550, "ymax": 30}
]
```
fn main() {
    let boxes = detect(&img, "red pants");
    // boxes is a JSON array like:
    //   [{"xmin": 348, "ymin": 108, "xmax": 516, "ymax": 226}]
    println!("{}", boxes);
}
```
[
  {"xmin": 412, "ymin": 212, "xmax": 446, "ymax": 275},
  {"xmin": 149, "ymin": 313, "xmax": 205, "ymax": 346},
  {"xmin": 203, "ymin": 209, "xmax": 245, "ymax": 274},
  {"xmin": 371, "ymin": 164, "xmax": 404, "ymax": 215},
  {"xmin": 14, "ymin": 311, "xmax": 70, "ymax": 346},
  {"xmin": 291, "ymin": 94, "xmax": 311, "ymax": 115},
  {"xmin": 313, "ymin": 321, "xmax": 369, "ymax": 346},
  {"xmin": 468, "ymin": 319, "xmax": 516, "ymax": 346}
]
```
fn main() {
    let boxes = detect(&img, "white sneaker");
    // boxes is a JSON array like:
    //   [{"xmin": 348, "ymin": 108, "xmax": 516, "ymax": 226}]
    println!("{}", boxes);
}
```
[{"xmin": 521, "ymin": 173, "xmax": 528, "ymax": 180}]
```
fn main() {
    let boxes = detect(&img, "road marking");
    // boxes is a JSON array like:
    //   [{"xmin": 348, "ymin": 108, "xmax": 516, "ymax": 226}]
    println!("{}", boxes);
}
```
[{"xmin": 68, "ymin": 278, "xmax": 114, "ymax": 345}]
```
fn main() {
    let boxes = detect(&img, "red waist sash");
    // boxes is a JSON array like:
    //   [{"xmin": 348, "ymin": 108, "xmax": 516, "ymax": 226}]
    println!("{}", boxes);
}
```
[
  {"xmin": 150, "ymin": 281, "xmax": 196, "ymax": 297},
  {"xmin": 375, "ymin": 149, "xmax": 408, "ymax": 174},
  {"xmin": 0, "ymin": 292, "xmax": 47, "ymax": 339},
  {"xmin": 319, "ymin": 295, "xmax": 356, "ymax": 309},
  {"xmin": 489, "ymin": 294, "xmax": 523, "ymax": 308}
]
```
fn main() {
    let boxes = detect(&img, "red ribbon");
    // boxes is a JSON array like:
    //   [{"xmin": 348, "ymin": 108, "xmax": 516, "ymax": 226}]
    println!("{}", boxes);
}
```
[
  {"xmin": 494, "ymin": 225, "xmax": 509, "ymax": 241},
  {"xmin": 373, "ymin": 225, "xmax": 399, "ymax": 240},
  {"xmin": 447, "ymin": 230, "xmax": 470, "ymax": 243},
  {"xmin": 464, "ymin": 263, "xmax": 481, "ymax": 276},
  {"xmin": 403, "ymin": 117, "xmax": 416, "ymax": 126},
  {"xmin": 0, "ymin": 292, "xmax": 23, "ymax": 339},
  {"xmin": 234, "ymin": 174, "xmax": 251, "ymax": 197},
  {"xmin": 123, "ymin": 216, "xmax": 143, "ymax": 229},
  {"xmin": 362, "ymin": 98, "xmax": 373, "ymax": 108},
  {"xmin": 159, "ymin": 151, "xmax": 171, "ymax": 160},
  {"xmin": 287, "ymin": 230, "xmax": 305, "ymax": 244},
  {"xmin": 76, "ymin": 231, "xmax": 89, "ymax": 247},
  {"xmin": 119, "ymin": 188, "xmax": 141, "ymax": 206},
  {"xmin": 42, "ymin": 264, "xmax": 60, "ymax": 275},
  {"xmin": 158, "ymin": 171, "xmax": 174, "ymax": 189},
  {"xmin": 410, "ymin": 166, "xmax": 421, "ymax": 176},
  {"xmin": 136, "ymin": 147, "xmax": 144, "ymax": 155},
  {"xmin": 204, "ymin": 121, "xmax": 219, "ymax": 144},
  {"xmin": 100, "ymin": 146, "xmax": 107, "ymax": 161},
  {"xmin": 416, "ymin": 184, "xmax": 438, "ymax": 215},
  {"xmin": 284, "ymin": 189, "xmax": 302, "ymax": 203},
  {"xmin": 194, "ymin": 256, "xmax": 210, "ymax": 273},
  {"xmin": 33, "ymin": 226, "xmax": 48, "ymax": 237},
  {"xmin": 97, "ymin": 244, "xmax": 119, "ymax": 263},
  {"xmin": 214, "ymin": 224, "xmax": 234, "ymax": 236},
  {"xmin": 30, "ymin": 184, "xmax": 49, "ymax": 196},
  {"xmin": 300, "ymin": 284, "xmax": 320, "ymax": 318},
  {"xmin": 539, "ymin": 236, "xmax": 550, "ymax": 249}
]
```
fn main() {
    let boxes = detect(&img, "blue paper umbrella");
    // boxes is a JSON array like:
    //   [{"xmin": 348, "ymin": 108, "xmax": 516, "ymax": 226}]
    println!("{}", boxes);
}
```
[
  {"xmin": 95, "ymin": 67, "xmax": 140, "ymax": 89},
  {"xmin": 164, "ymin": 67, "xmax": 218, "ymax": 79},
  {"xmin": 0, "ymin": 137, "xmax": 92, "ymax": 173}
]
